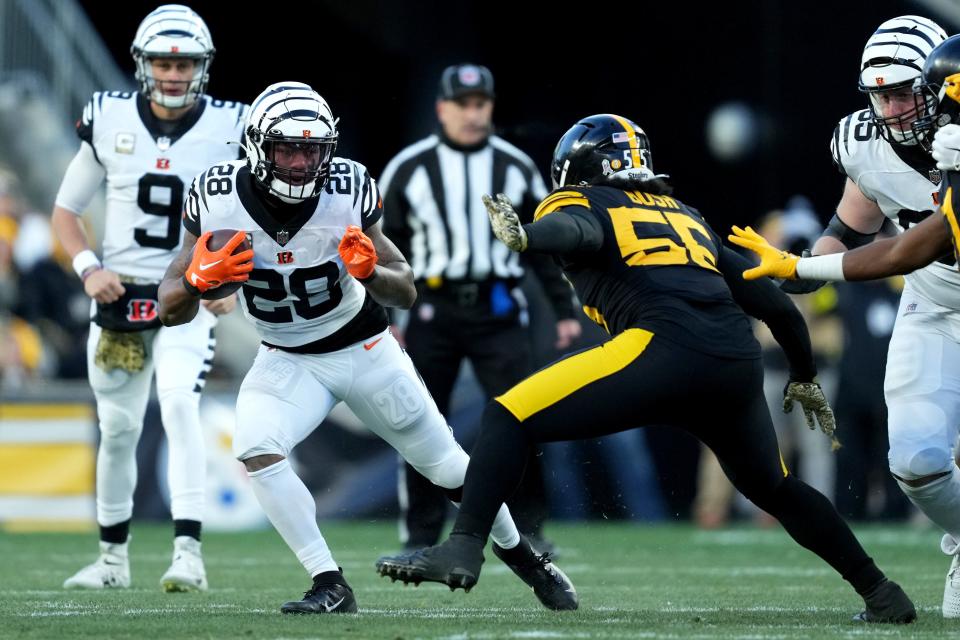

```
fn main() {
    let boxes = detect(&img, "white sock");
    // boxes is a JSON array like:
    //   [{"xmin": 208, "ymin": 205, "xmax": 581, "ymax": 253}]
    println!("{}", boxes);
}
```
[
  {"xmin": 488, "ymin": 504, "xmax": 521, "ymax": 550},
  {"xmin": 248, "ymin": 459, "xmax": 338, "ymax": 576},
  {"xmin": 897, "ymin": 466, "xmax": 960, "ymax": 541},
  {"xmin": 160, "ymin": 390, "xmax": 205, "ymax": 522}
]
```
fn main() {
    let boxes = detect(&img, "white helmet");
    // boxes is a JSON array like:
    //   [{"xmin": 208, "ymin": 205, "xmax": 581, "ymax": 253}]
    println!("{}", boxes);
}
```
[
  {"xmin": 244, "ymin": 82, "xmax": 339, "ymax": 204},
  {"xmin": 131, "ymin": 4, "xmax": 215, "ymax": 109},
  {"xmin": 858, "ymin": 15, "xmax": 947, "ymax": 145}
]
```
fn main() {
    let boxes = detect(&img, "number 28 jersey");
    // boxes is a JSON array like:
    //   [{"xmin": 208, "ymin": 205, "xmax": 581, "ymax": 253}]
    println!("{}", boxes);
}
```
[
  {"xmin": 832, "ymin": 108, "xmax": 960, "ymax": 309},
  {"xmin": 183, "ymin": 159, "xmax": 388, "ymax": 349},
  {"xmin": 77, "ymin": 92, "xmax": 247, "ymax": 280}
]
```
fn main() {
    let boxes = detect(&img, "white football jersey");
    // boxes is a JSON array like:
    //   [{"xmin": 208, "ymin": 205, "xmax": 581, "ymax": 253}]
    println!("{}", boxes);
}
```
[
  {"xmin": 831, "ymin": 109, "xmax": 960, "ymax": 309},
  {"xmin": 78, "ymin": 91, "xmax": 247, "ymax": 279},
  {"xmin": 183, "ymin": 158, "xmax": 386, "ymax": 348}
]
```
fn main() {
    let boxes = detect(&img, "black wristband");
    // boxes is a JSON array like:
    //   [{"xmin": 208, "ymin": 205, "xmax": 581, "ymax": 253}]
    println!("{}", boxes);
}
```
[
  {"xmin": 357, "ymin": 269, "xmax": 378, "ymax": 284},
  {"xmin": 181, "ymin": 275, "xmax": 202, "ymax": 297}
]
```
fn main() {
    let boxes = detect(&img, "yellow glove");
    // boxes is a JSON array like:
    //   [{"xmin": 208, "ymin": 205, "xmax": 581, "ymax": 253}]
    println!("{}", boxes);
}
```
[{"xmin": 727, "ymin": 226, "xmax": 800, "ymax": 280}]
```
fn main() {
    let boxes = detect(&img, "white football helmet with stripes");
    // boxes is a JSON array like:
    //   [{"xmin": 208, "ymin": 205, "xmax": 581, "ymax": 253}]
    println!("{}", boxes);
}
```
[
  {"xmin": 131, "ymin": 4, "xmax": 215, "ymax": 109},
  {"xmin": 858, "ymin": 15, "xmax": 947, "ymax": 145},
  {"xmin": 244, "ymin": 82, "xmax": 339, "ymax": 204}
]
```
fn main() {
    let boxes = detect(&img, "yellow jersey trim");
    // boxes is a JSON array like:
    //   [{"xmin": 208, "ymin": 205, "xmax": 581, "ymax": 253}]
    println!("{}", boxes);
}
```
[{"xmin": 534, "ymin": 191, "xmax": 590, "ymax": 221}]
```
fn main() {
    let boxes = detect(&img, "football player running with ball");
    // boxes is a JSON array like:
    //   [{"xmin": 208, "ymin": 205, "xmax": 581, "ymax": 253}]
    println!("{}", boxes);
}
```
[
  {"xmin": 52, "ymin": 4, "xmax": 247, "ymax": 593},
  {"xmin": 158, "ymin": 82, "xmax": 577, "ymax": 614}
]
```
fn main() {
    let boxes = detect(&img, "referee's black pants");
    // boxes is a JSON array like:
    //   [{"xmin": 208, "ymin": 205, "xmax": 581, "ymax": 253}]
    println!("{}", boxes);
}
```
[{"xmin": 400, "ymin": 289, "xmax": 548, "ymax": 547}]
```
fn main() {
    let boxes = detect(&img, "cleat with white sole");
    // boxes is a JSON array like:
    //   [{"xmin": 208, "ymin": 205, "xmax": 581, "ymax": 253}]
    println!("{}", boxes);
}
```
[
  {"xmin": 160, "ymin": 536, "xmax": 208, "ymax": 593},
  {"xmin": 63, "ymin": 540, "xmax": 131, "ymax": 590}
]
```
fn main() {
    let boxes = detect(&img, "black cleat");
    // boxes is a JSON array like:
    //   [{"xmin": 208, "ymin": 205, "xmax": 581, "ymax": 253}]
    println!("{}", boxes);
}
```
[
  {"xmin": 493, "ymin": 535, "xmax": 578, "ymax": 611},
  {"xmin": 280, "ymin": 577, "xmax": 358, "ymax": 615},
  {"xmin": 853, "ymin": 579, "xmax": 916, "ymax": 624},
  {"xmin": 375, "ymin": 534, "xmax": 485, "ymax": 592}
]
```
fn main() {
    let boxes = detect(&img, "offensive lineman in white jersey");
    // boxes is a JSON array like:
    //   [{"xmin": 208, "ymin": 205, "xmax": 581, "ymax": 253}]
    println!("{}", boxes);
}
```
[
  {"xmin": 51, "ymin": 5, "xmax": 247, "ymax": 592},
  {"xmin": 733, "ymin": 16, "xmax": 960, "ymax": 618},
  {"xmin": 157, "ymin": 82, "xmax": 578, "ymax": 614}
]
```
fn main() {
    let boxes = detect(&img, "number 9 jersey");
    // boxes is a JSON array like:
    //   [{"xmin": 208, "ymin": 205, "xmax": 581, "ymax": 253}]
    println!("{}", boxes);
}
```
[
  {"xmin": 182, "ymin": 158, "xmax": 388, "ymax": 350},
  {"xmin": 58, "ymin": 91, "xmax": 248, "ymax": 280}
]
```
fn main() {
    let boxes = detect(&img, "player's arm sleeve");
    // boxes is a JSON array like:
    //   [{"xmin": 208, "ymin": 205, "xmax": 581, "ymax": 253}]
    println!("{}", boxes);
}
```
[
  {"xmin": 54, "ymin": 142, "xmax": 106, "ymax": 214},
  {"xmin": 525, "ymin": 207, "xmax": 604, "ymax": 253},
  {"xmin": 182, "ymin": 173, "xmax": 206, "ymax": 238},
  {"xmin": 830, "ymin": 123, "xmax": 847, "ymax": 177},
  {"xmin": 359, "ymin": 170, "xmax": 383, "ymax": 231},
  {"xmin": 719, "ymin": 246, "xmax": 817, "ymax": 382}
]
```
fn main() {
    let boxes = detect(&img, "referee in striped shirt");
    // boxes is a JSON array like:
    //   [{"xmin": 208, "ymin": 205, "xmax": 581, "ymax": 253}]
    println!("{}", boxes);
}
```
[{"xmin": 381, "ymin": 63, "xmax": 580, "ymax": 551}]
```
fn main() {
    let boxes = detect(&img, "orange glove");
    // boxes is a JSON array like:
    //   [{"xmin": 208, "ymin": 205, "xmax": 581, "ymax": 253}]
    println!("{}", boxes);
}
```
[
  {"xmin": 338, "ymin": 225, "xmax": 378, "ymax": 280},
  {"xmin": 183, "ymin": 231, "xmax": 254, "ymax": 295}
]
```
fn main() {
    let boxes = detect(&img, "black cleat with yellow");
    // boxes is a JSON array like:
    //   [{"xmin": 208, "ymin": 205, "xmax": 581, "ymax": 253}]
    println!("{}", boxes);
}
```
[
  {"xmin": 853, "ymin": 579, "xmax": 916, "ymax": 624},
  {"xmin": 280, "ymin": 569, "xmax": 358, "ymax": 614},
  {"xmin": 492, "ymin": 535, "xmax": 578, "ymax": 610},
  {"xmin": 375, "ymin": 534, "xmax": 485, "ymax": 592}
]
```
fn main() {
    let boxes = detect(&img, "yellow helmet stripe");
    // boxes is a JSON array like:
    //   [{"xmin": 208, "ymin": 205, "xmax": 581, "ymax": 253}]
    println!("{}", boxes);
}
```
[
  {"xmin": 945, "ymin": 72, "xmax": 960, "ymax": 105},
  {"xmin": 609, "ymin": 114, "xmax": 642, "ymax": 171}
]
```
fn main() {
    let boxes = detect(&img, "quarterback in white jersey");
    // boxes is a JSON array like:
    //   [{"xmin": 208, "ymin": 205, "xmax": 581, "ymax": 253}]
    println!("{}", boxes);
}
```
[
  {"xmin": 51, "ymin": 5, "xmax": 246, "ymax": 594},
  {"xmin": 158, "ymin": 82, "xmax": 577, "ymax": 614},
  {"xmin": 734, "ymin": 17, "xmax": 960, "ymax": 619}
]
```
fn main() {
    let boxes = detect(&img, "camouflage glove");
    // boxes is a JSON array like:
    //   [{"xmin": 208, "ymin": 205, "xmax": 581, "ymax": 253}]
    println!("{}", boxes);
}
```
[
  {"xmin": 483, "ymin": 193, "xmax": 527, "ymax": 252},
  {"xmin": 783, "ymin": 381, "xmax": 840, "ymax": 449}
]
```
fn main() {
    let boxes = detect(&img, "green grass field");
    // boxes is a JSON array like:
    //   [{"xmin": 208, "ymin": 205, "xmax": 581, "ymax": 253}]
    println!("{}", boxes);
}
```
[{"xmin": 1, "ymin": 522, "xmax": 955, "ymax": 639}]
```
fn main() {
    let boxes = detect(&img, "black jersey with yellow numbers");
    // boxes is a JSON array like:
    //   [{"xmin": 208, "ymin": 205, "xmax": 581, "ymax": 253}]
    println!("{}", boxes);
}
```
[
  {"xmin": 534, "ymin": 185, "xmax": 759, "ymax": 360},
  {"xmin": 939, "ymin": 171, "xmax": 960, "ymax": 266}
]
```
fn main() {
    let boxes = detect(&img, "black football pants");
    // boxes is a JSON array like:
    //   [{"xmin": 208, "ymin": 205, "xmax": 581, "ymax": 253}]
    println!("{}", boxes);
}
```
[{"xmin": 452, "ymin": 328, "xmax": 885, "ymax": 594}]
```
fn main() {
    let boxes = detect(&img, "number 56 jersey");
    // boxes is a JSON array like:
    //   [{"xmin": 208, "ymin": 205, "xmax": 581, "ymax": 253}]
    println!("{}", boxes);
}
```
[
  {"xmin": 183, "ymin": 159, "xmax": 388, "ymax": 350},
  {"xmin": 76, "ymin": 92, "xmax": 248, "ymax": 280},
  {"xmin": 534, "ymin": 185, "xmax": 759, "ymax": 361}
]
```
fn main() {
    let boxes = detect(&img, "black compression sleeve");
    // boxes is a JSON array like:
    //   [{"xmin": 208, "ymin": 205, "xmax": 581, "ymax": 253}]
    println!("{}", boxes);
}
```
[
  {"xmin": 718, "ymin": 247, "xmax": 817, "ymax": 381},
  {"xmin": 524, "ymin": 207, "xmax": 603, "ymax": 254}
]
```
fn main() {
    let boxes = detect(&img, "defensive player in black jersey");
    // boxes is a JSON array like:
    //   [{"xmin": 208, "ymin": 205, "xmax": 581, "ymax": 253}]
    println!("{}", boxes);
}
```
[{"xmin": 375, "ymin": 114, "xmax": 916, "ymax": 623}]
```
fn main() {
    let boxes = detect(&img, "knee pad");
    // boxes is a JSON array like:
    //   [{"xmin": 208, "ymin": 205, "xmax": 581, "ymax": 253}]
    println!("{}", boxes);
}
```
[
  {"xmin": 887, "ymin": 401, "xmax": 954, "ymax": 480},
  {"xmin": 889, "ymin": 445, "xmax": 954, "ymax": 480},
  {"xmin": 97, "ymin": 399, "xmax": 143, "ymax": 445},
  {"xmin": 158, "ymin": 389, "xmax": 201, "ymax": 435},
  {"xmin": 411, "ymin": 447, "xmax": 469, "ymax": 490}
]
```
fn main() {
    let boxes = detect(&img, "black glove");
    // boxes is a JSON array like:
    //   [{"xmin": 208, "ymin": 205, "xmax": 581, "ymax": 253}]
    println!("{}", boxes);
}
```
[{"xmin": 778, "ymin": 251, "xmax": 827, "ymax": 294}]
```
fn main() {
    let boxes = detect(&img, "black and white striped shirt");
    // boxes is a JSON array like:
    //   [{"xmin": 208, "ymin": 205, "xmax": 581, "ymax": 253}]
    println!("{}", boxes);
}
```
[{"xmin": 380, "ymin": 132, "xmax": 548, "ymax": 283}]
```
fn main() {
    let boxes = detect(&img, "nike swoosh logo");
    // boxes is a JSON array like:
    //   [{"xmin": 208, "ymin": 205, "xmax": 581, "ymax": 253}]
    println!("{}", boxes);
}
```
[
  {"xmin": 199, "ymin": 260, "xmax": 222, "ymax": 270},
  {"xmin": 103, "ymin": 560, "xmax": 123, "ymax": 566},
  {"xmin": 363, "ymin": 337, "xmax": 382, "ymax": 351},
  {"xmin": 324, "ymin": 597, "xmax": 345, "ymax": 612}
]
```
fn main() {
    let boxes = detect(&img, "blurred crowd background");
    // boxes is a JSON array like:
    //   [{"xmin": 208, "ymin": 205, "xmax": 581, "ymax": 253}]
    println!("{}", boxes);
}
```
[{"xmin": 1, "ymin": 0, "xmax": 954, "ymax": 532}]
